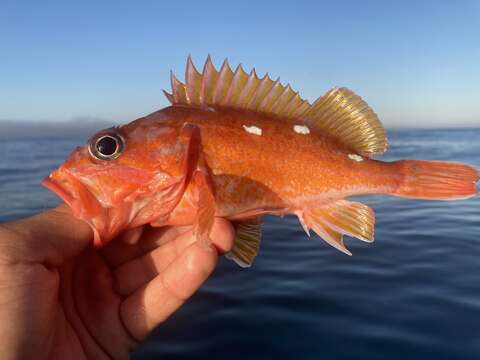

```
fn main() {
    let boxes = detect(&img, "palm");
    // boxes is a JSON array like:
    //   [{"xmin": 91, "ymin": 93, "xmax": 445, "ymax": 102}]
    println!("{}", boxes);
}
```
[
  {"xmin": 0, "ymin": 208, "xmax": 233, "ymax": 360},
  {"xmin": 52, "ymin": 245, "xmax": 133, "ymax": 360}
]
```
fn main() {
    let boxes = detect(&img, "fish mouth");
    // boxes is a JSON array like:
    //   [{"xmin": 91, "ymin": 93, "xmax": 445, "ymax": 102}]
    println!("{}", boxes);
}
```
[
  {"xmin": 42, "ymin": 171, "xmax": 82, "ymax": 213},
  {"xmin": 42, "ymin": 169, "xmax": 104, "ymax": 246},
  {"xmin": 42, "ymin": 175, "xmax": 76, "ymax": 210}
]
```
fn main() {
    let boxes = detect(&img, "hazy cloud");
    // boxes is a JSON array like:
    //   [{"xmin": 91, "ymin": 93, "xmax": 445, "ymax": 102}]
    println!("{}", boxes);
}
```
[{"xmin": 0, "ymin": 117, "xmax": 117, "ymax": 139}]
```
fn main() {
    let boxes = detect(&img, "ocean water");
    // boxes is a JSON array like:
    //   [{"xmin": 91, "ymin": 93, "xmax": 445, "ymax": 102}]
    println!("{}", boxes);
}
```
[{"xmin": 0, "ymin": 129, "xmax": 479, "ymax": 359}]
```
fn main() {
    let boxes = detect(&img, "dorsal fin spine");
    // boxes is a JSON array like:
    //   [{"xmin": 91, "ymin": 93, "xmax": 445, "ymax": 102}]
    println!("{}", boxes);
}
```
[
  {"xmin": 186, "ymin": 56, "xmax": 202, "ymax": 105},
  {"xmin": 213, "ymin": 59, "xmax": 234, "ymax": 105},
  {"xmin": 282, "ymin": 91, "xmax": 299, "ymax": 115},
  {"xmin": 245, "ymin": 73, "xmax": 269, "ymax": 109},
  {"xmin": 163, "ymin": 90, "xmax": 174, "ymax": 104},
  {"xmin": 226, "ymin": 65, "xmax": 249, "ymax": 107},
  {"xmin": 222, "ymin": 64, "xmax": 240, "ymax": 105},
  {"xmin": 236, "ymin": 69, "xmax": 260, "ymax": 108},
  {"xmin": 170, "ymin": 71, "xmax": 188, "ymax": 104},
  {"xmin": 270, "ymin": 84, "xmax": 296, "ymax": 114},
  {"xmin": 249, "ymin": 75, "xmax": 276, "ymax": 110},
  {"xmin": 258, "ymin": 78, "xmax": 283, "ymax": 112},
  {"xmin": 201, "ymin": 55, "xmax": 217, "ymax": 104}
]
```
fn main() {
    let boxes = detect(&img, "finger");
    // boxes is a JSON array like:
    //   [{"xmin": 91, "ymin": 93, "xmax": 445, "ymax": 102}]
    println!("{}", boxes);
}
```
[
  {"xmin": 0, "ymin": 205, "xmax": 92, "ymax": 265},
  {"xmin": 69, "ymin": 248, "xmax": 136, "ymax": 359},
  {"xmin": 114, "ymin": 229, "xmax": 195, "ymax": 296},
  {"xmin": 113, "ymin": 218, "xmax": 235, "ymax": 296},
  {"xmin": 209, "ymin": 218, "xmax": 236, "ymax": 254},
  {"xmin": 101, "ymin": 225, "xmax": 191, "ymax": 269},
  {"xmin": 120, "ymin": 241, "xmax": 218, "ymax": 341}
]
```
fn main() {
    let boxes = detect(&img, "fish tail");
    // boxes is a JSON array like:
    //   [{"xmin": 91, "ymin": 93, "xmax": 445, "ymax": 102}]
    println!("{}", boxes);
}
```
[{"xmin": 392, "ymin": 160, "xmax": 479, "ymax": 200}]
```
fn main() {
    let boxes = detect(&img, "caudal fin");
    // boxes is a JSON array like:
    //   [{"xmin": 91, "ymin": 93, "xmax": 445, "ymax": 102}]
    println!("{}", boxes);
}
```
[{"xmin": 394, "ymin": 160, "xmax": 479, "ymax": 200}]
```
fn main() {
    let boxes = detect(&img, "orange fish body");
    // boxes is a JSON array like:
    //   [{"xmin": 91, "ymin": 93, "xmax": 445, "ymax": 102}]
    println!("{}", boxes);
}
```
[
  {"xmin": 159, "ymin": 106, "xmax": 390, "ymax": 218},
  {"xmin": 43, "ymin": 57, "xmax": 479, "ymax": 266}
]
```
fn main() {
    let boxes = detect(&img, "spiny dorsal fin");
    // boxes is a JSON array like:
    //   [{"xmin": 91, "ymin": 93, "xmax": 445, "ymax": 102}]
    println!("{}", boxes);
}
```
[
  {"xmin": 163, "ymin": 56, "xmax": 388, "ymax": 157},
  {"xmin": 226, "ymin": 219, "xmax": 262, "ymax": 268},
  {"xmin": 165, "ymin": 55, "xmax": 311, "ymax": 118}
]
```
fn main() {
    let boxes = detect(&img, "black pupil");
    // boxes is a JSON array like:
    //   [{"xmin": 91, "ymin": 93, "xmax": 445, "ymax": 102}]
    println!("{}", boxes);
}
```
[{"xmin": 96, "ymin": 136, "xmax": 118, "ymax": 156}]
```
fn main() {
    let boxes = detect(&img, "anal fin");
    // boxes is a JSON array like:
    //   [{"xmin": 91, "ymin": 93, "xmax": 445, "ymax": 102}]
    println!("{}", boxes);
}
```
[
  {"xmin": 297, "ymin": 200, "xmax": 375, "ymax": 255},
  {"xmin": 226, "ymin": 218, "xmax": 262, "ymax": 268}
]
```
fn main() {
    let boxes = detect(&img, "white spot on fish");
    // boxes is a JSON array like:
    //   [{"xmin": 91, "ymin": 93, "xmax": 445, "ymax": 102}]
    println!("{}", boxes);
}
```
[
  {"xmin": 348, "ymin": 154, "xmax": 363, "ymax": 162},
  {"xmin": 147, "ymin": 126, "xmax": 173, "ymax": 141},
  {"xmin": 130, "ymin": 125, "xmax": 173, "ymax": 141},
  {"xmin": 243, "ymin": 125, "xmax": 262, "ymax": 136},
  {"xmin": 154, "ymin": 143, "xmax": 186, "ymax": 158},
  {"xmin": 293, "ymin": 125, "xmax": 310, "ymax": 135},
  {"xmin": 206, "ymin": 106, "xmax": 216, "ymax": 112}
]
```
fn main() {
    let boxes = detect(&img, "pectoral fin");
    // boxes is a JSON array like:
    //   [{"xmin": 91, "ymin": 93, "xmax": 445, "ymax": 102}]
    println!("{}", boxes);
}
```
[
  {"xmin": 192, "ymin": 169, "xmax": 216, "ymax": 246},
  {"xmin": 297, "ymin": 200, "xmax": 375, "ymax": 255},
  {"xmin": 226, "ymin": 219, "xmax": 262, "ymax": 268}
]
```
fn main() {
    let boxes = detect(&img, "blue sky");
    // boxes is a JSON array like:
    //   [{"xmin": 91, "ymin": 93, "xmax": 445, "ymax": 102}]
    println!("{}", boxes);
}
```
[{"xmin": 1, "ymin": 0, "xmax": 479, "ymax": 128}]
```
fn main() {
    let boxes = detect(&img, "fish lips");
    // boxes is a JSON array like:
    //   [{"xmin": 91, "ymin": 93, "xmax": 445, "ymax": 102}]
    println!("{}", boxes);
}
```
[
  {"xmin": 42, "ymin": 174, "xmax": 76, "ymax": 210},
  {"xmin": 42, "ymin": 169, "xmax": 105, "ymax": 246}
]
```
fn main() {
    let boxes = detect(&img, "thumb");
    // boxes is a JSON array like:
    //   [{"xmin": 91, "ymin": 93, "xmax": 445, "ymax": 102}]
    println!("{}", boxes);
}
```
[{"xmin": 0, "ymin": 204, "xmax": 93, "ymax": 266}]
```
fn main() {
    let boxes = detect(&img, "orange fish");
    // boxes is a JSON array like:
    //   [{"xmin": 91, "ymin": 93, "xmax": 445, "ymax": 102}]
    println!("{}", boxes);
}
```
[{"xmin": 43, "ymin": 56, "xmax": 479, "ymax": 267}]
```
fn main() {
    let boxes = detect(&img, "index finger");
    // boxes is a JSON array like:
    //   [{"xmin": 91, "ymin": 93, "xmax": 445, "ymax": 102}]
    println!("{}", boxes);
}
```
[{"xmin": 0, "ymin": 205, "xmax": 92, "ymax": 265}]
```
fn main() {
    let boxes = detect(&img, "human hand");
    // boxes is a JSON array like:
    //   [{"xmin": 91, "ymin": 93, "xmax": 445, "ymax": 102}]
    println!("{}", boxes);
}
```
[{"xmin": 0, "ymin": 205, "xmax": 234, "ymax": 360}]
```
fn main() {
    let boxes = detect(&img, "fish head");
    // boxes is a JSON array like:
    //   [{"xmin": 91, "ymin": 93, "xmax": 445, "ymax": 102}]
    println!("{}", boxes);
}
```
[{"xmin": 42, "ymin": 118, "xmax": 198, "ymax": 246}]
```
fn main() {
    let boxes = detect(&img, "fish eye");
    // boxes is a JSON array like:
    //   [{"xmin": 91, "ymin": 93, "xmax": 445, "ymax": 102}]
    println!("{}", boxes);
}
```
[{"xmin": 89, "ymin": 133, "xmax": 124, "ymax": 160}]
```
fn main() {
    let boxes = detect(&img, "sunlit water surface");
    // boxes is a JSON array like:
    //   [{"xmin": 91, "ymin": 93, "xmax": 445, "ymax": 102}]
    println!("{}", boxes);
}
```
[{"xmin": 1, "ymin": 129, "xmax": 479, "ymax": 359}]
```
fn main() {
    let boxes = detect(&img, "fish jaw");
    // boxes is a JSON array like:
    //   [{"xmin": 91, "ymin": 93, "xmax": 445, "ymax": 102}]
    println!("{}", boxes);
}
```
[
  {"xmin": 42, "ymin": 168, "xmax": 126, "ymax": 247},
  {"xmin": 42, "ymin": 166, "xmax": 191, "ymax": 247},
  {"xmin": 42, "ymin": 168, "xmax": 102, "ymax": 219}
]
